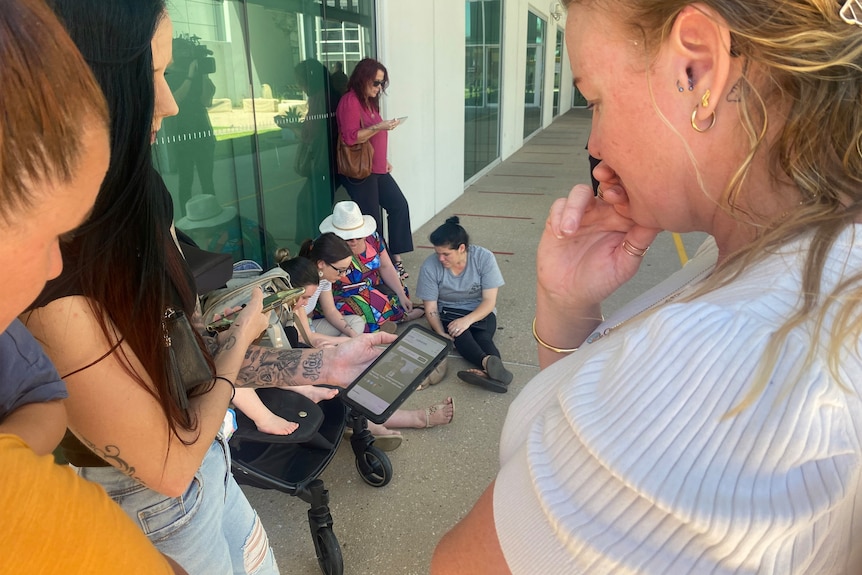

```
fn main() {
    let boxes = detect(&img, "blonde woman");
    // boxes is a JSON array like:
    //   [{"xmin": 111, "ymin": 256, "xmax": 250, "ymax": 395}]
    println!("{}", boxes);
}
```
[{"xmin": 435, "ymin": 1, "xmax": 862, "ymax": 573}]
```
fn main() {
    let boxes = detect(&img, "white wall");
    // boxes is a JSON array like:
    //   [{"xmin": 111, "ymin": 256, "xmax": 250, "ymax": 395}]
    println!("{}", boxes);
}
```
[
  {"xmin": 376, "ymin": 0, "xmax": 465, "ymax": 232},
  {"xmin": 375, "ymin": 0, "xmax": 573, "ymax": 231}
]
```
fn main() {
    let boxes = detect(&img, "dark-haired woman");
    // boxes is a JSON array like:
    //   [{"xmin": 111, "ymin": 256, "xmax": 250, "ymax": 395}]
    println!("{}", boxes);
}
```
[
  {"xmin": 22, "ymin": 2, "xmax": 393, "ymax": 573},
  {"xmin": 417, "ymin": 217, "xmax": 513, "ymax": 393},
  {"xmin": 277, "ymin": 253, "xmax": 354, "ymax": 348},
  {"xmin": 335, "ymin": 57, "xmax": 413, "ymax": 278},
  {"xmin": 298, "ymin": 233, "xmax": 368, "ymax": 338}
]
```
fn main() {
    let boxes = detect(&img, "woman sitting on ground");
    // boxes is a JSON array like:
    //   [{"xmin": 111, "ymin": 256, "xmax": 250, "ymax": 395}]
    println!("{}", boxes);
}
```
[
  {"xmin": 417, "ymin": 216, "xmax": 512, "ymax": 393},
  {"xmin": 277, "ymin": 252, "xmax": 453, "ymax": 448},
  {"xmin": 320, "ymin": 201, "xmax": 424, "ymax": 333},
  {"xmin": 276, "ymin": 252, "xmax": 351, "ymax": 349},
  {"xmin": 231, "ymin": 253, "xmax": 446, "ymax": 441},
  {"xmin": 296, "ymin": 233, "xmax": 367, "ymax": 339}
]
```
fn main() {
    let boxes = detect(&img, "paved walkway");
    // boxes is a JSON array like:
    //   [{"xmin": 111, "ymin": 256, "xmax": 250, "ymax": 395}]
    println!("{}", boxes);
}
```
[{"xmin": 244, "ymin": 109, "xmax": 707, "ymax": 574}]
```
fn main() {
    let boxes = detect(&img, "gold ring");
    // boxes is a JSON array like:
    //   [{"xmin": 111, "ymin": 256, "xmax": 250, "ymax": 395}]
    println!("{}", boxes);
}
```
[
  {"xmin": 622, "ymin": 240, "xmax": 649, "ymax": 257},
  {"xmin": 596, "ymin": 185, "xmax": 604, "ymax": 199}
]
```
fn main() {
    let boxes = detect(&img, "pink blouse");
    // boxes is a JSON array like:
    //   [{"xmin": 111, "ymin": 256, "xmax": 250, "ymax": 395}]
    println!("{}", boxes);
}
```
[{"xmin": 335, "ymin": 91, "xmax": 388, "ymax": 175}]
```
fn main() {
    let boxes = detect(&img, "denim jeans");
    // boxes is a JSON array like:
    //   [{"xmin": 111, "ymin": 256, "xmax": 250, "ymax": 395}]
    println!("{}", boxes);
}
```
[{"xmin": 78, "ymin": 437, "xmax": 279, "ymax": 575}]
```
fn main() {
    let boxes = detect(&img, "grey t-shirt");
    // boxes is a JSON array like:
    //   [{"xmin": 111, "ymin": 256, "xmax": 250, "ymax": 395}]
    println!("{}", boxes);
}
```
[
  {"xmin": 0, "ymin": 319, "xmax": 67, "ymax": 422},
  {"xmin": 416, "ymin": 245, "xmax": 504, "ymax": 312}
]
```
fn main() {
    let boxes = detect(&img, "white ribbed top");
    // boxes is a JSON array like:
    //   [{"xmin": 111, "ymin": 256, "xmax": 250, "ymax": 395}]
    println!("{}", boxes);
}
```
[{"xmin": 496, "ymin": 230, "xmax": 862, "ymax": 574}]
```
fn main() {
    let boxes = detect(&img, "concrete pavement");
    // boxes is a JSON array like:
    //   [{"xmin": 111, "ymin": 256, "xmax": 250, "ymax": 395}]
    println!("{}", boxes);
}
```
[{"xmin": 242, "ymin": 108, "xmax": 708, "ymax": 574}]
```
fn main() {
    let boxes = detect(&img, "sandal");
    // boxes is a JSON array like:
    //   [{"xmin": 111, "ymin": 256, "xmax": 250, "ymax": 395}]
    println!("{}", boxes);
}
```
[
  {"xmin": 379, "ymin": 321, "xmax": 398, "ymax": 334},
  {"xmin": 485, "ymin": 355, "xmax": 513, "ymax": 385},
  {"xmin": 394, "ymin": 260, "xmax": 409, "ymax": 280},
  {"xmin": 416, "ymin": 357, "xmax": 448, "ymax": 390},
  {"xmin": 457, "ymin": 369, "xmax": 508, "ymax": 393},
  {"xmin": 424, "ymin": 397, "xmax": 455, "ymax": 428},
  {"xmin": 398, "ymin": 307, "xmax": 425, "ymax": 324},
  {"xmin": 342, "ymin": 427, "xmax": 403, "ymax": 451}
]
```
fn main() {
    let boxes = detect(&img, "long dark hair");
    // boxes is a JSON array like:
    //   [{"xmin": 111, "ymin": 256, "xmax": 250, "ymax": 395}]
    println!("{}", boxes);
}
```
[
  {"xmin": 346, "ymin": 57, "xmax": 388, "ymax": 112},
  {"xmin": 45, "ymin": 0, "xmax": 207, "ymax": 434}
]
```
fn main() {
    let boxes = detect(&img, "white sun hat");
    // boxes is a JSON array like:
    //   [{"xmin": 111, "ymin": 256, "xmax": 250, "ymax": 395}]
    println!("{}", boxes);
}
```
[
  {"xmin": 177, "ymin": 195, "xmax": 237, "ymax": 230},
  {"xmin": 318, "ymin": 201, "xmax": 377, "ymax": 240}
]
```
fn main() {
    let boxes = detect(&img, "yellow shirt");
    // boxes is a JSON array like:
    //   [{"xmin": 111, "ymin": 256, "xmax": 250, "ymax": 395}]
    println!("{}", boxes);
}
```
[{"xmin": 0, "ymin": 434, "xmax": 174, "ymax": 574}]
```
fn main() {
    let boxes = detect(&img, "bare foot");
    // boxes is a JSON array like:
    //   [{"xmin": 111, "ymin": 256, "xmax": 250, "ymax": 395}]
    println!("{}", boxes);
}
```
[
  {"xmin": 291, "ymin": 385, "xmax": 339, "ymax": 403},
  {"xmin": 254, "ymin": 413, "xmax": 299, "ymax": 435}
]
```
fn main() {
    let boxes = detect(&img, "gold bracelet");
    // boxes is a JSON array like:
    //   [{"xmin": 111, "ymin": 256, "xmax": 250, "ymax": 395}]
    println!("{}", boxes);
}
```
[{"xmin": 531, "ymin": 317, "xmax": 579, "ymax": 354}]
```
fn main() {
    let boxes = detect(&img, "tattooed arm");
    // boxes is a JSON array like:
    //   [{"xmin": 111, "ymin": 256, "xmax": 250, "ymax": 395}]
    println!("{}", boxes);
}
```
[
  {"xmin": 237, "ymin": 331, "xmax": 399, "ymax": 389},
  {"xmin": 23, "ymin": 291, "xmax": 269, "ymax": 498}
]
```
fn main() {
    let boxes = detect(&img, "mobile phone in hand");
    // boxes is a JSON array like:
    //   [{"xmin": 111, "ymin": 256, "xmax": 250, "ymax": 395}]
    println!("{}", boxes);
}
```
[
  {"xmin": 206, "ymin": 287, "xmax": 305, "ymax": 333},
  {"xmin": 342, "ymin": 324, "xmax": 451, "ymax": 423},
  {"xmin": 395, "ymin": 116, "xmax": 408, "ymax": 124}
]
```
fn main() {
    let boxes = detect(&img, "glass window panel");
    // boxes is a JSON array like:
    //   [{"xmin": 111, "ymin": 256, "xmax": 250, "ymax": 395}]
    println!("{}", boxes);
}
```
[
  {"xmin": 465, "ymin": 2, "xmax": 483, "ymax": 45},
  {"xmin": 484, "ymin": 1, "xmax": 501, "ymax": 43},
  {"xmin": 523, "ymin": 11, "xmax": 546, "ymax": 138},
  {"xmin": 553, "ymin": 28, "xmax": 563, "ymax": 117},
  {"xmin": 464, "ymin": 0, "xmax": 502, "ymax": 180},
  {"xmin": 156, "ymin": 0, "xmax": 376, "ymax": 268}
]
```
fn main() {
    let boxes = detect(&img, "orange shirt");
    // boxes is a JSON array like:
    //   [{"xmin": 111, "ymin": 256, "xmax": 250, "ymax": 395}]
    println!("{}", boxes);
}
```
[{"xmin": 0, "ymin": 434, "xmax": 175, "ymax": 574}]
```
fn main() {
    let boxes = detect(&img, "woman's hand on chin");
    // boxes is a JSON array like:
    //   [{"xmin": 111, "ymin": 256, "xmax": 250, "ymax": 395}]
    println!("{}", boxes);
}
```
[{"xmin": 538, "ymin": 183, "xmax": 660, "ymax": 310}]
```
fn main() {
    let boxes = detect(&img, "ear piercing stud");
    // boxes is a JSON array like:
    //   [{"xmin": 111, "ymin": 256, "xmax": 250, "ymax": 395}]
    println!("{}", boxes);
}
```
[{"xmin": 677, "ymin": 78, "xmax": 694, "ymax": 92}]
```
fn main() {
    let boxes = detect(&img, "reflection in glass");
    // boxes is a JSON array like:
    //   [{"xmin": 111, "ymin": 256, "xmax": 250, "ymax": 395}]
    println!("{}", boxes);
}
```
[
  {"xmin": 155, "ymin": 0, "xmax": 376, "ymax": 268},
  {"xmin": 464, "ymin": 0, "xmax": 503, "ymax": 181},
  {"xmin": 524, "ymin": 11, "xmax": 546, "ymax": 138}
]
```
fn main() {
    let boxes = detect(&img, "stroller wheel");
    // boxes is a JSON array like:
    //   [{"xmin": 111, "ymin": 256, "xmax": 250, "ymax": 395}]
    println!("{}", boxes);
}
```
[
  {"xmin": 313, "ymin": 527, "xmax": 343, "ymax": 575},
  {"xmin": 355, "ymin": 445, "xmax": 393, "ymax": 487}
]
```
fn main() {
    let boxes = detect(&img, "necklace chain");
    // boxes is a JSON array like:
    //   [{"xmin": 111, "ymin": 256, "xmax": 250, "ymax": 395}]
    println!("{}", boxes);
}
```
[{"xmin": 585, "ymin": 261, "xmax": 716, "ymax": 345}]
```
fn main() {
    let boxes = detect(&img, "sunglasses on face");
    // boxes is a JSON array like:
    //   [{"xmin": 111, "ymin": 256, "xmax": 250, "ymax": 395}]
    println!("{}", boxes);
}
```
[{"xmin": 372, "ymin": 80, "xmax": 385, "ymax": 87}]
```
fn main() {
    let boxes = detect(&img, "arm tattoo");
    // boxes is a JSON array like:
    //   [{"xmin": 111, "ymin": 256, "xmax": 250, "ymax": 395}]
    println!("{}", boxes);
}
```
[
  {"xmin": 80, "ymin": 436, "xmax": 141, "ymax": 482},
  {"xmin": 302, "ymin": 350, "xmax": 323, "ymax": 381},
  {"xmin": 217, "ymin": 332, "xmax": 238, "ymax": 354},
  {"xmin": 237, "ymin": 347, "xmax": 304, "ymax": 388},
  {"xmin": 203, "ymin": 334, "xmax": 220, "ymax": 356}
]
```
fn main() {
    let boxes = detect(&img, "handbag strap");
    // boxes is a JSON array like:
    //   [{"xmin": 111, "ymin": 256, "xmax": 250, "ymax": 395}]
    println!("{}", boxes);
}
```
[{"xmin": 293, "ymin": 311, "xmax": 314, "ymax": 347}]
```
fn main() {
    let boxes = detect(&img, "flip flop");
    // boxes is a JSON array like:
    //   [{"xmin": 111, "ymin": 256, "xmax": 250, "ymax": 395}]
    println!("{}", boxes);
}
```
[
  {"xmin": 485, "ymin": 355, "xmax": 513, "ymax": 385},
  {"xmin": 457, "ymin": 369, "xmax": 508, "ymax": 393},
  {"xmin": 423, "ymin": 396, "xmax": 455, "ymax": 428},
  {"xmin": 416, "ymin": 357, "xmax": 448, "ymax": 390},
  {"xmin": 342, "ymin": 428, "xmax": 403, "ymax": 451}
]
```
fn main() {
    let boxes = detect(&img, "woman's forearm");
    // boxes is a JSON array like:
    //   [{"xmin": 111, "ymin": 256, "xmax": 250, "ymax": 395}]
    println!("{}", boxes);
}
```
[
  {"xmin": 534, "ymin": 287, "xmax": 601, "ymax": 369},
  {"xmin": 355, "ymin": 126, "xmax": 380, "ymax": 143},
  {"xmin": 237, "ymin": 345, "xmax": 326, "ymax": 388}
]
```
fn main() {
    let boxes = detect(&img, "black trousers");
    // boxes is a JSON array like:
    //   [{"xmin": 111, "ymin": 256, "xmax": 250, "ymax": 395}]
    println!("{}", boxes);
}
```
[
  {"xmin": 340, "ymin": 172, "xmax": 414, "ymax": 255},
  {"xmin": 442, "ymin": 311, "xmax": 500, "ymax": 369}
]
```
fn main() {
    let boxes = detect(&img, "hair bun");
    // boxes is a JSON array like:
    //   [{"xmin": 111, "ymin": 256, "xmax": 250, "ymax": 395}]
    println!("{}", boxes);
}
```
[
  {"xmin": 445, "ymin": 216, "xmax": 460, "ymax": 225},
  {"xmin": 275, "ymin": 247, "xmax": 291, "ymax": 263}
]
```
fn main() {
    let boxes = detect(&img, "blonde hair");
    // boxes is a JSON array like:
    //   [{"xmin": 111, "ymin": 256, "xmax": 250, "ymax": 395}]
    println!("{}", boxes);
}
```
[{"xmin": 567, "ymin": 0, "xmax": 862, "ymax": 409}]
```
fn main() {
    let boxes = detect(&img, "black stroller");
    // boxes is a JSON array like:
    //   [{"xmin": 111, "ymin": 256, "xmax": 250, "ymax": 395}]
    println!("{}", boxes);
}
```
[
  {"xmin": 194, "ymin": 252, "xmax": 392, "ymax": 575},
  {"xmin": 228, "ymin": 388, "xmax": 392, "ymax": 575}
]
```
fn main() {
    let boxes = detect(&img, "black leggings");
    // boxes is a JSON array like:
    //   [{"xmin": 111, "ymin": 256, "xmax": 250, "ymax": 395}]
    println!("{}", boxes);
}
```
[
  {"xmin": 442, "ymin": 312, "xmax": 499, "ymax": 369},
  {"xmin": 340, "ymin": 172, "xmax": 413, "ymax": 255}
]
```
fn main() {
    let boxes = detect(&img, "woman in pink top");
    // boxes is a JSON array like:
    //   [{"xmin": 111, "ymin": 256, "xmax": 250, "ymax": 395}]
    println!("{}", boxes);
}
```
[{"xmin": 335, "ymin": 58, "xmax": 413, "ymax": 279}]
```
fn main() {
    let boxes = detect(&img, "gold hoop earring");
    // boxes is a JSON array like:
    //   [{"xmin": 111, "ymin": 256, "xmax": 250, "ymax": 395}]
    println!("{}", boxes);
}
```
[{"xmin": 691, "ymin": 105, "xmax": 716, "ymax": 133}]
